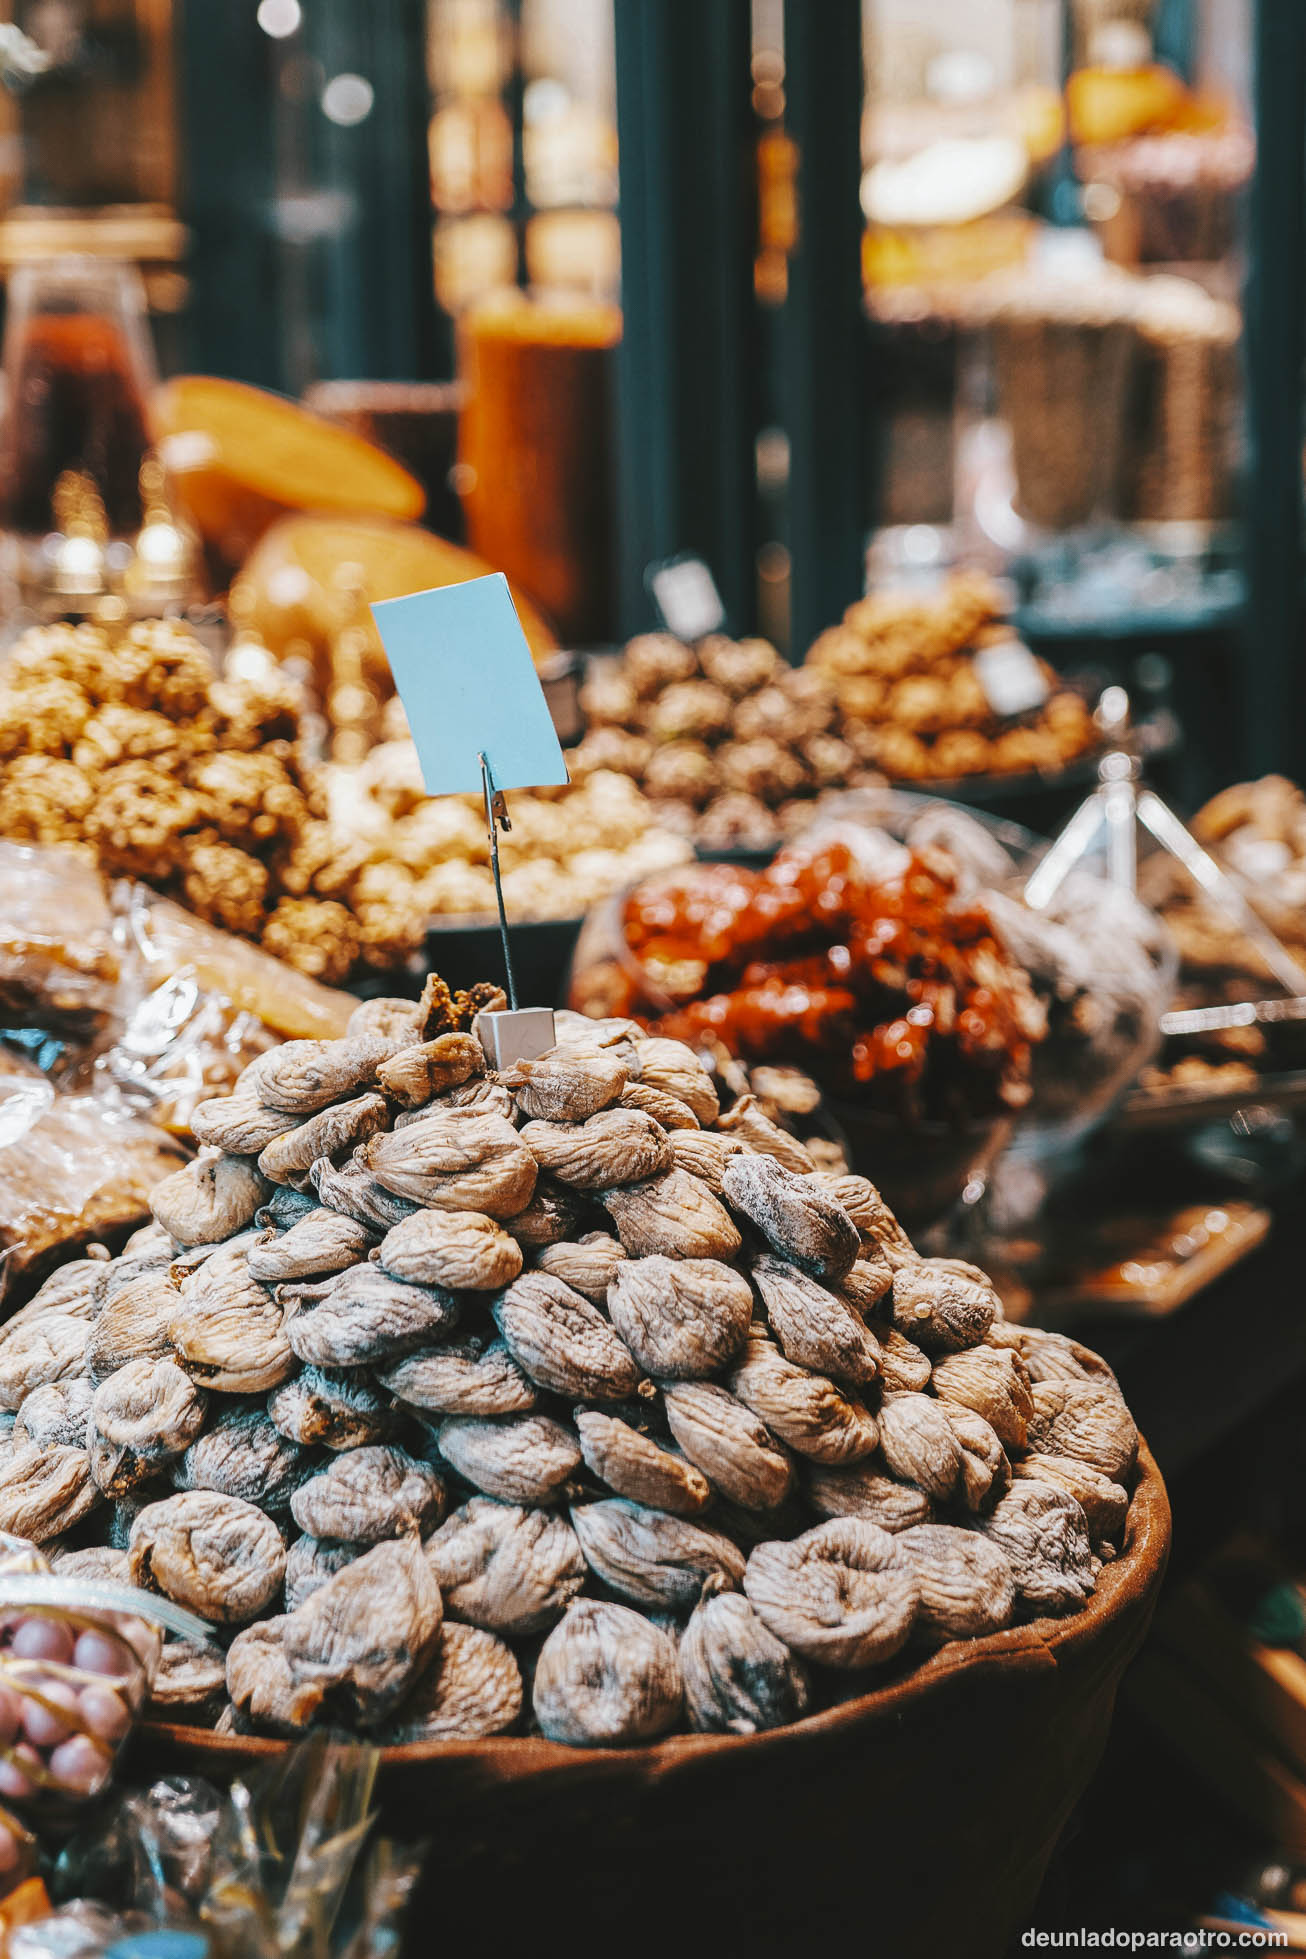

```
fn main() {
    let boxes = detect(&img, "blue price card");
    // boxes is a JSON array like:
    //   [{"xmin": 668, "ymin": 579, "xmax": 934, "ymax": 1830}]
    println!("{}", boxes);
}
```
[{"xmin": 371, "ymin": 573, "xmax": 570, "ymax": 796}]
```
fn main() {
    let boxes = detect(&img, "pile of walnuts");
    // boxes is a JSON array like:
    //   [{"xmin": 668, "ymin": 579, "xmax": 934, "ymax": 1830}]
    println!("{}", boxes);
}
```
[
  {"xmin": 805, "ymin": 571, "xmax": 1099, "ymax": 784},
  {"xmin": 0, "ymin": 983, "xmax": 1143, "ymax": 1748},
  {"xmin": 0, "ymin": 620, "xmax": 692, "ymax": 984}
]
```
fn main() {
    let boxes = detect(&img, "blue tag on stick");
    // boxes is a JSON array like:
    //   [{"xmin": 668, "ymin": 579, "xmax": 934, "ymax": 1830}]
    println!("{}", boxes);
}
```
[{"xmin": 371, "ymin": 573, "xmax": 570, "ymax": 796}]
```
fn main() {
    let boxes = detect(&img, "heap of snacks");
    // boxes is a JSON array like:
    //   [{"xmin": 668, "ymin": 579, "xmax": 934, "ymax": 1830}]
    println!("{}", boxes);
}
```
[
  {"xmin": 804, "ymin": 572, "xmax": 1099, "ymax": 784},
  {"xmin": 334, "ymin": 732, "xmax": 691, "ymax": 924},
  {"xmin": 0, "ymin": 977, "xmax": 1141, "ymax": 1746},
  {"xmin": 570, "ymin": 631, "xmax": 870, "ymax": 854},
  {"xmin": 0, "ymin": 619, "xmax": 691, "ymax": 981}
]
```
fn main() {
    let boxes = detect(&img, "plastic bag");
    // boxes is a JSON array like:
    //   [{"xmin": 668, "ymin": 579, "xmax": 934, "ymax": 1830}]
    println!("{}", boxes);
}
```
[
  {"xmin": 0, "ymin": 1069, "xmax": 185, "ymax": 1303},
  {"xmin": 0, "ymin": 845, "xmax": 121, "ymax": 1042}
]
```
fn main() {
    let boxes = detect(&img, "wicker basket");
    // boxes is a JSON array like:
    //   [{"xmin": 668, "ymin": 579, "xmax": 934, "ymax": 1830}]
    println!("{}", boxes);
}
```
[{"xmin": 130, "ymin": 1444, "xmax": 1169, "ymax": 1957}]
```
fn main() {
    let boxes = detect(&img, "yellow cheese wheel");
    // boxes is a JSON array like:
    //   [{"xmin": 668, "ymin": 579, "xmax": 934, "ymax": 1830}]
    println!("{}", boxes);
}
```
[{"xmin": 155, "ymin": 375, "xmax": 426, "ymax": 573}]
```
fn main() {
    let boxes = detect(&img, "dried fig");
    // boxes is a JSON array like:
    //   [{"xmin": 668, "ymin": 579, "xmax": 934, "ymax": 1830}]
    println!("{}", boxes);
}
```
[
  {"xmin": 534, "ymin": 1231, "xmax": 626, "ymax": 1301},
  {"xmin": 875, "ymin": 1326, "xmax": 933, "ymax": 1395},
  {"xmin": 751, "ymin": 1254, "xmax": 881, "ymax": 1387},
  {"xmin": 722, "ymin": 1154, "xmax": 859, "ymax": 1281},
  {"xmin": 533, "ymin": 1599, "xmax": 683, "ymax": 1746},
  {"xmin": 268, "ymin": 1366, "xmax": 396, "ymax": 1451},
  {"xmin": 607, "ymin": 1255, "xmax": 753, "ymax": 1379},
  {"xmin": 877, "ymin": 1392, "xmax": 963, "ymax": 1502},
  {"xmin": 383, "ymin": 1622, "xmax": 523, "ymax": 1741},
  {"xmin": 377, "ymin": 1033, "xmax": 485, "ymax": 1108},
  {"xmin": 308, "ymin": 1154, "xmax": 419, "ymax": 1231},
  {"xmin": 932, "ymin": 1345, "xmax": 1032, "ymax": 1451},
  {"xmin": 380, "ymin": 1338, "xmax": 537, "ymax": 1418},
  {"xmin": 284, "ymin": 1535, "xmax": 362, "ymax": 1611},
  {"xmin": 680, "ymin": 1590, "xmax": 810, "ymax": 1735},
  {"xmin": 939, "ymin": 1403, "xmax": 1010, "ymax": 1513},
  {"xmin": 602, "ymin": 1168, "xmax": 742, "ymax": 1260},
  {"xmin": 729, "ymin": 1327, "xmax": 878, "ymax": 1465},
  {"xmin": 899, "ymin": 1523, "xmax": 1017, "ymax": 1640},
  {"xmin": 803, "ymin": 1462, "xmax": 933, "ymax": 1533},
  {"xmin": 619, "ymin": 1081, "xmax": 700, "ymax": 1130},
  {"xmin": 281, "ymin": 1535, "xmax": 442, "ymax": 1722},
  {"xmin": 14, "ymin": 1376, "xmax": 94, "ymax": 1452},
  {"xmin": 347, "ymin": 996, "xmax": 423, "ymax": 1047},
  {"xmin": 290, "ymin": 1444, "xmax": 446, "ymax": 1544},
  {"xmin": 888, "ymin": 1259, "xmax": 999, "ymax": 1354},
  {"xmin": 1014, "ymin": 1454, "xmax": 1129, "ymax": 1541},
  {"xmin": 377, "ymin": 1208, "xmax": 523, "ymax": 1291},
  {"xmin": 660, "ymin": 1380, "xmax": 794, "ymax": 1511},
  {"xmin": 519, "ymin": 1109, "xmax": 672, "ymax": 1191},
  {"xmin": 89, "ymin": 1357, "xmax": 208, "ymax": 1496},
  {"xmin": 257, "ymin": 1093, "xmax": 389, "ymax": 1186},
  {"xmin": 837, "ymin": 1253, "xmax": 894, "ymax": 1316},
  {"xmin": 130, "ymin": 1490, "xmax": 286, "ymax": 1624},
  {"xmin": 243, "ymin": 1035, "xmax": 390, "ymax": 1113},
  {"xmin": 502, "ymin": 1044, "xmax": 629, "ymax": 1122},
  {"xmin": 632, "ymin": 1037, "xmax": 720, "ymax": 1124},
  {"xmin": 571, "ymin": 1498, "xmax": 744, "ymax": 1611},
  {"xmin": 424, "ymin": 1497, "xmax": 586, "ymax": 1635},
  {"xmin": 364, "ymin": 1110, "xmax": 537, "ymax": 1217},
  {"xmin": 173, "ymin": 1404, "xmax": 310, "ymax": 1513},
  {"xmin": 502, "ymin": 1179, "xmax": 591, "ymax": 1248},
  {"xmin": 150, "ymin": 1154, "xmax": 268, "ymax": 1246},
  {"xmin": 190, "ymin": 1092, "xmax": 295, "ymax": 1157},
  {"xmin": 743, "ymin": 1518, "xmax": 919, "ymax": 1668},
  {"xmin": 436, "ymin": 1413, "xmax": 582, "ymax": 1505},
  {"xmin": 575, "ymin": 1408, "xmax": 711, "ymax": 1515},
  {"xmin": 1015, "ymin": 1327, "xmax": 1119, "ymax": 1391},
  {"xmin": 666, "ymin": 1128, "xmax": 747, "ymax": 1194},
  {"xmin": 971, "ymin": 1481, "xmax": 1096, "ymax": 1615},
  {"xmin": 149, "ymin": 1637, "xmax": 229, "ymax": 1719},
  {"xmin": 717, "ymin": 1095, "xmax": 814, "ymax": 1172},
  {"xmin": 0, "ymin": 1314, "xmax": 88, "ymax": 1409},
  {"xmin": 226, "ymin": 1617, "xmax": 323, "ymax": 1733},
  {"xmin": 284, "ymin": 1264, "xmax": 458, "ymax": 1369},
  {"xmin": 0, "ymin": 1443, "xmax": 100, "ymax": 1541},
  {"xmin": 492, "ymin": 1272, "xmax": 644, "ymax": 1402},
  {"xmin": 168, "ymin": 1257, "xmax": 294, "ymax": 1394},
  {"xmin": 1025, "ymin": 1380, "xmax": 1138, "ymax": 1482},
  {"xmin": 246, "ymin": 1209, "xmax": 374, "ymax": 1283}
]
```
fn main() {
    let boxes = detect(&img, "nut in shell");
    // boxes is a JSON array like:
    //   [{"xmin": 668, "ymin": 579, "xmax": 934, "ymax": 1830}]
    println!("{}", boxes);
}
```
[
  {"xmin": 425, "ymin": 1497, "xmax": 586, "ymax": 1635},
  {"xmin": 533, "ymin": 1599, "xmax": 683, "ymax": 1747},
  {"xmin": 721, "ymin": 1154, "xmax": 859, "ymax": 1282},
  {"xmin": 681, "ymin": 1590, "xmax": 811, "ymax": 1735},
  {"xmin": 570, "ymin": 1497, "xmax": 745, "ymax": 1611},
  {"xmin": 607, "ymin": 1255, "xmax": 753, "ymax": 1380},
  {"xmin": 743, "ymin": 1518, "xmax": 919, "ymax": 1668}
]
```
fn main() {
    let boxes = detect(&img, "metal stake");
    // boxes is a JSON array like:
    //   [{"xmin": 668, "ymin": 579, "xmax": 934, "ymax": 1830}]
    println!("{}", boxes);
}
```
[{"xmin": 479, "ymin": 750, "xmax": 518, "ymax": 1010}]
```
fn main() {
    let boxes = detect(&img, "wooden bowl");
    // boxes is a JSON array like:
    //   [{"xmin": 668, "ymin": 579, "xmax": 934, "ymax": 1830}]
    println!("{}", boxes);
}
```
[{"xmin": 132, "ymin": 1445, "xmax": 1169, "ymax": 1959}]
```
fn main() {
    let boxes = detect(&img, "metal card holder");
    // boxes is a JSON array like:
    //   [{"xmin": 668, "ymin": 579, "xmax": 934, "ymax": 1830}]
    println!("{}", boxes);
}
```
[
  {"xmin": 1024, "ymin": 688, "xmax": 1306, "ymax": 998},
  {"xmin": 471, "ymin": 749, "xmax": 556, "ymax": 1069}
]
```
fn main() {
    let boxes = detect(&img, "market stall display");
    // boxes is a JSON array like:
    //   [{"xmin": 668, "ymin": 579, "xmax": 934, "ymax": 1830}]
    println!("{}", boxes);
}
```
[
  {"xmin": 0, "ymin": 617, "xmax": 687, "ymax": 986},
  {"xmin": 0, "ymin": 975, "xmax": 1152, "ymax": 1759}
]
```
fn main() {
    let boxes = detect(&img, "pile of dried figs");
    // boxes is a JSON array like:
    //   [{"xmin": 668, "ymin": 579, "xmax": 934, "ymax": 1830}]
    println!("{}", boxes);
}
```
[{"xmin": 0, "ymin": 976, "xmax": 1141, "ymax": 1748}]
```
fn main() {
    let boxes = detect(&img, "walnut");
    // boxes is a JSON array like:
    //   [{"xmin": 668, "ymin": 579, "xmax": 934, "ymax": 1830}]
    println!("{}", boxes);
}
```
[
  {"xmin": 72, "ymin": 704, "xmax": 192, "ymax": 773},
  {"xmin": 180, "ymin": 839, "xmax": 270, "ymax": 936},
  {"xmin": 261, "ymin": 898, "xmax": 359, "ymax": 984},
  {"xmin": 698, "ymin": 635, "xmax": 781, "ymax": 698},
  {"xmin": 578, "ymin": 667, "xmax": 640, "ymax": 726},
  {"xmin": 642, "ymin": 740, "xmax": 718, "ymax": 807},
  {"xmin": 623, "ymin": 633, "xmax": 699, "ymax": 698},
  {"xmin": 718, "ymin": 738, "xmax": 808, "ymax": 801},
  {"xmin": 114, "ymin": 621, "xmax": 213, "ymax": 717},
  {"xmin": 2, "ymin": 676, "xmax": 91, "ymax": 752},
  {"xmin": 694, "ymin": 794, "xmax": 780, "ymax": 853},
  {"xmin": 568, "ymin": 727, "xmax": 654, "ymax": 781},
  {"xmin": 647, "ymin": 681, "xmax": 734, "ymax": 745},
  {"xmin": 0, "ymin": 756, "xmax": 95, "ymax": 842},
  {"xmin": 187, "ymin": 750, "xmax": 307, "ymax": 845},
  {"xmin": 83, "ymin": 763, "xmax": 203, "ymax": 880}
]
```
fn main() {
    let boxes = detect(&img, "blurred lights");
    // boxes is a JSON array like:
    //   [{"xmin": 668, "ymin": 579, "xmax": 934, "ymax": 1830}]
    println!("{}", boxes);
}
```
[
  {"xmin": 257, "ymin": 0, "xmax": 301, "ymax": 39},
  {"xmin": 322, "ymin": 72, "xmax": 375, "ymax": 126}
]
